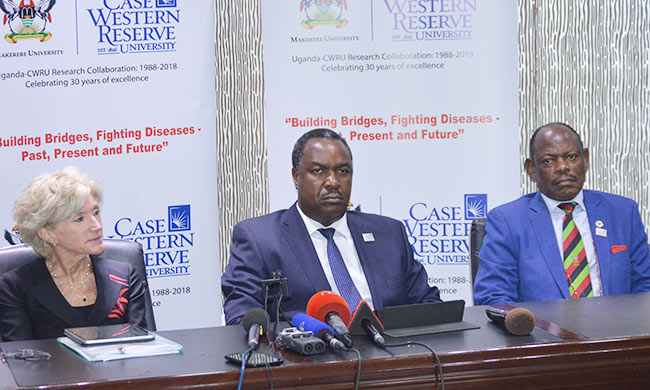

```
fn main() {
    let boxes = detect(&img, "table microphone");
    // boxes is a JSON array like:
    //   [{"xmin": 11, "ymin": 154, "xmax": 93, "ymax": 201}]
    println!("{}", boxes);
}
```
[
  {"xmin": 485, "ymin": 307, "xmax": 535, "ymax": 336},
  {"xmin": 306, "ymin": 291, "xmax": 353, "ymax": 347},
  {"xmin": 348, "ymin": 300, "xmax": 385, "ymax": 346},
  {"xmin": 292, "ymin": 313, "xmax": 345, "ymax": 350},
  {"xmin": 242, "ymin": 308, "xmax": 270, "ymax": 348},
  {"xmin": 362, "ymin": 320, "xmax": 385, "ymax": 346}
]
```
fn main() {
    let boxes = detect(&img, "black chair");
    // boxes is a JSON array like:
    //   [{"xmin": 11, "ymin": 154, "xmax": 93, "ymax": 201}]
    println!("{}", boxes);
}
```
[
  {"xmin": 469, "ymin": 217, "xmax": 487, "ymax": 286},
  {"xmin": 0, "ymin": 239, "xmax": 156, "ymax": 331}
]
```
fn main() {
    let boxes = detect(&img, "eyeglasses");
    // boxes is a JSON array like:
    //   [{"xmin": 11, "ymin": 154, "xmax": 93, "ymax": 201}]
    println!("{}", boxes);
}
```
[{"xmin": 2, "ymin": 349, "xmax": 51, "ymax": 361}]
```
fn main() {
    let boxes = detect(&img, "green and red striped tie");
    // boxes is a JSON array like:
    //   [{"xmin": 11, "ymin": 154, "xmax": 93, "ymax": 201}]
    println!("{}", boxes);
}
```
[{"xmin": 558, "ymin": 202, "xmax": 593, "ymax": 298}]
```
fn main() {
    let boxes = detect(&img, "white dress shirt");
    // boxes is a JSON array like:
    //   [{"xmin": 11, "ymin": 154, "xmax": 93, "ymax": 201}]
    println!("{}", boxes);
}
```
[
  {"xmin": 541, "ymin": 190, "xmax": 602, "ymax": 296},
  {"xmin": 296, "ymin": 205, "xmax": 374, "ymax": 310}
]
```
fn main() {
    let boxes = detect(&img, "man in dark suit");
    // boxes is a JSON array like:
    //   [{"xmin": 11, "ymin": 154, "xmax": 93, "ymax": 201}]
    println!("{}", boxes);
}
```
[
  {"xmin": 474, "ymin": 122, "xmax": 650, "ymax": 305},
  {"xmin": 222, "ymin": 128, "xmax": 440, "ymax": 325}
]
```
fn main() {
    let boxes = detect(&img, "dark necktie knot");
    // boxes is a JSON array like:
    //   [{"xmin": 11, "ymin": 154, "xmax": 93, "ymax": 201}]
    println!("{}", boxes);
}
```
[
  {"xmin": 558, "ymin": 202, "xmax": 578, "ymax": 214},
  {"xmin": 319, "ymin": 228, "xmax": 335, "ymax": 240}
]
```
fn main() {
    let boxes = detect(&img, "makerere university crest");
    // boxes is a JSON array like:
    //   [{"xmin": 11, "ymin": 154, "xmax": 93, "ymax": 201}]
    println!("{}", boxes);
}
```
[{"xmin": 0, "ymin": 0, "xmax": 56, "ymax": 43}]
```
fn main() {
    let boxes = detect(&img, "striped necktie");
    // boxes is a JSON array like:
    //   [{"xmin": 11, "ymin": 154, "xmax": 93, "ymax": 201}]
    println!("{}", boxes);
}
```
[
  {"xmin": 558, "ymin": 202, "xmax": 593, "ymax": 298},
  {"xmin": 318, "ymin": 228, "xmax": 362, "ymax": 311}
]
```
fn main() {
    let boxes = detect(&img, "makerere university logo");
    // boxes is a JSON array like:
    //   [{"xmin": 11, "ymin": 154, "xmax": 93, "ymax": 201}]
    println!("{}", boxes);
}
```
[
  {"xmin": 0, "ymin": 0, "xmax": 56, "ymax": 43},
  {"xmin": 300, "ymin": 0, "xmax": 348, "ymax": 29}
]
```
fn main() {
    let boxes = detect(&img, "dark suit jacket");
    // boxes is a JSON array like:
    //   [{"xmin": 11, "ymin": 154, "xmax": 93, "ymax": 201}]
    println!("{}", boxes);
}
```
[
  {"xmin": 474, "ymin": 190, "xmax": 650, "ymax": 305},
  {"xmin": 222, "ymin": 203, "xmax": 441, "ymax": 325},
  {"xmin": 0, "ymin": 256, "xmax": 147, "ymax": 341}
]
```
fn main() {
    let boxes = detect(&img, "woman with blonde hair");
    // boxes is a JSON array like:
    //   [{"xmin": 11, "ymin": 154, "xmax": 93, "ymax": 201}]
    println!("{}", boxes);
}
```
[{"xmin": 0, "ymin": 167, "xmax": 147, "ymax": 340}]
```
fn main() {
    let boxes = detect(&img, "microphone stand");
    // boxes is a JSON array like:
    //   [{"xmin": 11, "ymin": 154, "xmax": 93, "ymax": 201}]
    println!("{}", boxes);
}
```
[{"xmin": 261, "ymin": 270, "xmax": 289, "ymax": 344}]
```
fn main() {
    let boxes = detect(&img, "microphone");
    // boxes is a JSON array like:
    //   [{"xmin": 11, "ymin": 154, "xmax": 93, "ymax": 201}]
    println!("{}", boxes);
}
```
[
  {"xmin": 362, "ymin": 320, "xmax": 385, "ymax": 346},
  {"xmin": 347, "ymin": 300, "xmax": 385, "ymax": 346},
  {"xmin": 306, "ymin": 291, "xmax": 353, "ymax": 347},
  {"xmin": 292, "ymin": 313, "xmax": 345, "ymax": 350},
  {"xmin": 242, "ymin": 308, "xmax": 270, "ymax": 348},
  {"xmin": 485, "ymin": 307, "xmax": 536, "ymax": 336}
]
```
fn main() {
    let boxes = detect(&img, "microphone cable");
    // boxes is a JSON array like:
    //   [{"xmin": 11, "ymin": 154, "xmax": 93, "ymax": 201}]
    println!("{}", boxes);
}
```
[
  {"xmin": 237, "ymin": 346, "xmax": 255, "ymax": 390},
  {"xmin": 272, "ymin": 292, "xmax": 283, "ymax": 348},
  {"xmin": 236, "ymin": 346, "xmax": 278, "ymax": 390},
  {"xmin": 341, "ymin": 347, "xmax": 362, "ymax": 390},
  {"xmin": 263, "ymin": 284, "xmax": 272, "ymax": 344},
  {"xmin": 263, "ymin": 286, "xmax": 285, "ymax": 350},
  {"xmin": 263, "ymin": 358, "xmax": 276, "ymax": 390},
  {"xmin": 261, "ymin": 285, "xmax": 283, "ymax": 390},
  {"xmin": 382, "ymin": 338, "xmax": 444, "ymax": 390},
  {"xmin": 265, "ymin": 291, "xmax": 283, "ymax": 390}
]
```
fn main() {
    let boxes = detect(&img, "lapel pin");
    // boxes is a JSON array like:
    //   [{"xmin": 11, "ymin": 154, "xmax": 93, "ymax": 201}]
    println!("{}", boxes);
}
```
[
  {"xmin": 362, "ymin": 233, "xmax": 375, "ymax": 242},
  {"xmin": 595, "ymin": 227, "xmax": 607, "ymax": 237},
  {"xmin": 595, "ymin": 220, "xmax": 604, "ymax": 228}
]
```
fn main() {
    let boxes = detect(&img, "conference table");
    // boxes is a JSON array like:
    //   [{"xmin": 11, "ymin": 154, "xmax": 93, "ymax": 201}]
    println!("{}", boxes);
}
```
[{"xmin": 1, "ymin": 293, "xmax": 650, "ymax": 389}]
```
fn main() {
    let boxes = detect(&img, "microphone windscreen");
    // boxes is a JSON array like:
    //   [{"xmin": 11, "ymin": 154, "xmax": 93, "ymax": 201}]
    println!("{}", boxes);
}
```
[
  {"xmin": 504, "ymin": 307, "xmax": 535, "ymax": 336},
  {"xmin": 292, "ymin": 313, "xmax": 335, "ymax": 339},
  {"xmin": 242, "ymin": 308, "xmax": 270, "ymax": 334},
  {"xmin": 306, "ymin": 291, "xmax": 351, "ymax": 324}
]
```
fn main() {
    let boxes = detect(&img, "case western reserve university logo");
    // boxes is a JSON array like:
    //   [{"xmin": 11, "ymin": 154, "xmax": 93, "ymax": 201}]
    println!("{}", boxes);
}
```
[
  {"xmin": 0, "ymin": 0, "xmax": 56, "ymax": 43},
  {"xmin": 382, "ymin": 0, "xmax": 476, "ymax": 41},
  {"xmin": 464, "ymin": 194, "xmax": 487, "ymax": 219},
  {"xmin": 300, "ymin": 0, "xmax": 348, "ymax": 29},
  {"xmin": 86, "ymin": 0, "xmax": 179, "ymax": 54},
  {"xmin": 403, "ymin": 193, "xmax": 487, "ymax": 265},
  {"xmin": 111, "ymin": 204, "xmax": 193, "ymax": 278}
]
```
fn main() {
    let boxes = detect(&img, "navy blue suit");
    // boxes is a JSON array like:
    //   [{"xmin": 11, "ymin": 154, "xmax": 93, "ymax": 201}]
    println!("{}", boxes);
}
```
[
  {"xmin": 0, "ymin": 256, "xmax": 147, "ymax": 341},
  {"xmin": 474, "ymin": 190, "xmax": 650, "ymax": 305},
  {"xmin": 222, "ymin": 203, "xmax": 441, "ymax": 325}
]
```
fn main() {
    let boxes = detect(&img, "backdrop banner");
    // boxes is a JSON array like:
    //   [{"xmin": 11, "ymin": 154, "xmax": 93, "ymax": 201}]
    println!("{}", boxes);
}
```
[
  {"xmin": 0, "ymin": 0, "xmax": 220, "ymax": 330},
  {"xmin": 262, "ymin": 0, "xmax": 519, "ymax": 303}
]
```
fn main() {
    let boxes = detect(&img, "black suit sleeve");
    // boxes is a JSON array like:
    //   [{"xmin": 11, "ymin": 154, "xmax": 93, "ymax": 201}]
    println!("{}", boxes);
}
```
[
  {"xmin": 0, "ymin": 272, "xmax": 34, "ymax": 341},
  {"xmin": 124, "ymin": 264, "xmax": 148, "ymax": 329}
]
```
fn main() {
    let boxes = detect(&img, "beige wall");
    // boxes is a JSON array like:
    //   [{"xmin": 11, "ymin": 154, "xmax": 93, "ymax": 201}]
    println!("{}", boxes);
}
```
[{"xmin": 217, "ymin": 1, "xmax": 650, "ymax": 272}]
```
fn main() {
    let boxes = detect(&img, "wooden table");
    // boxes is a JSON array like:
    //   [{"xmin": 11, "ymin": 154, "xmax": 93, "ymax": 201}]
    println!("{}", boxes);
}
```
[{"xmin": 2, "ymin": 293, "xmax": 650, "ymax": 389}]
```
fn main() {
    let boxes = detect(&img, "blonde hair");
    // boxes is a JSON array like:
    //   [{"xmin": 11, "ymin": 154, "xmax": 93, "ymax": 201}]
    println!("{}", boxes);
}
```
[{"xmin": 13, "ymin": 166, "xmax": 103, "ymax": 259}]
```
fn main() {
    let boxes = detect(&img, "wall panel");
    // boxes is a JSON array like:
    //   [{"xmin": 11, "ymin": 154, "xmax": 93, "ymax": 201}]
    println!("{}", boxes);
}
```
[
  {"xmin": 217, "ymin": 1, "xmax": 650, "ymax": 272},
  {"xmin": 520, "ymin": 1, "xmax": 650, "ymax": 230},
  {"xmin": 216, "ymin": 0, "xmax": 268, "ymax": 273}
]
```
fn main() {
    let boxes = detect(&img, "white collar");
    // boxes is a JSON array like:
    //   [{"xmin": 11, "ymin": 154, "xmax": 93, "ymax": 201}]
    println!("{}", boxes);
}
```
[
  {"xmin": 296, "ymin": 204, "xmax": 350, "ymax": 238},
  {"xmin": 540, "ymin": 190, "xmax": 585, "ymax": 214}
]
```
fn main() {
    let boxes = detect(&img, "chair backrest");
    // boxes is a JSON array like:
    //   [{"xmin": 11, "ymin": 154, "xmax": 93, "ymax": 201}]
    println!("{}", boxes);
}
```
[
  {"xmin": 469, "ymin": 218, "xmax": 487, "ymax": 286},
  {"xmin": 0, "ymin": 239, "xmax": 156, "ymax": 331}
]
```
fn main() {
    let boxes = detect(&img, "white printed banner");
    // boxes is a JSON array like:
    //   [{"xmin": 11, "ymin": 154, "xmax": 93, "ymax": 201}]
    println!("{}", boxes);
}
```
[
  {"xmin": 0, "ymin": 0, "xmax": 220, "ymax": 330},
  {"xmin": 262, "ymin": 0, "xmax": 519, "ymax": 303}
]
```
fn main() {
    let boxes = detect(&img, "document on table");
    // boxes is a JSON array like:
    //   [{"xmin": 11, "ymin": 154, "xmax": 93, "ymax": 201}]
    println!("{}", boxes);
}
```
[{"xmin": 57, "ymin": 334, "xmax": 183, "ymax": 362}]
